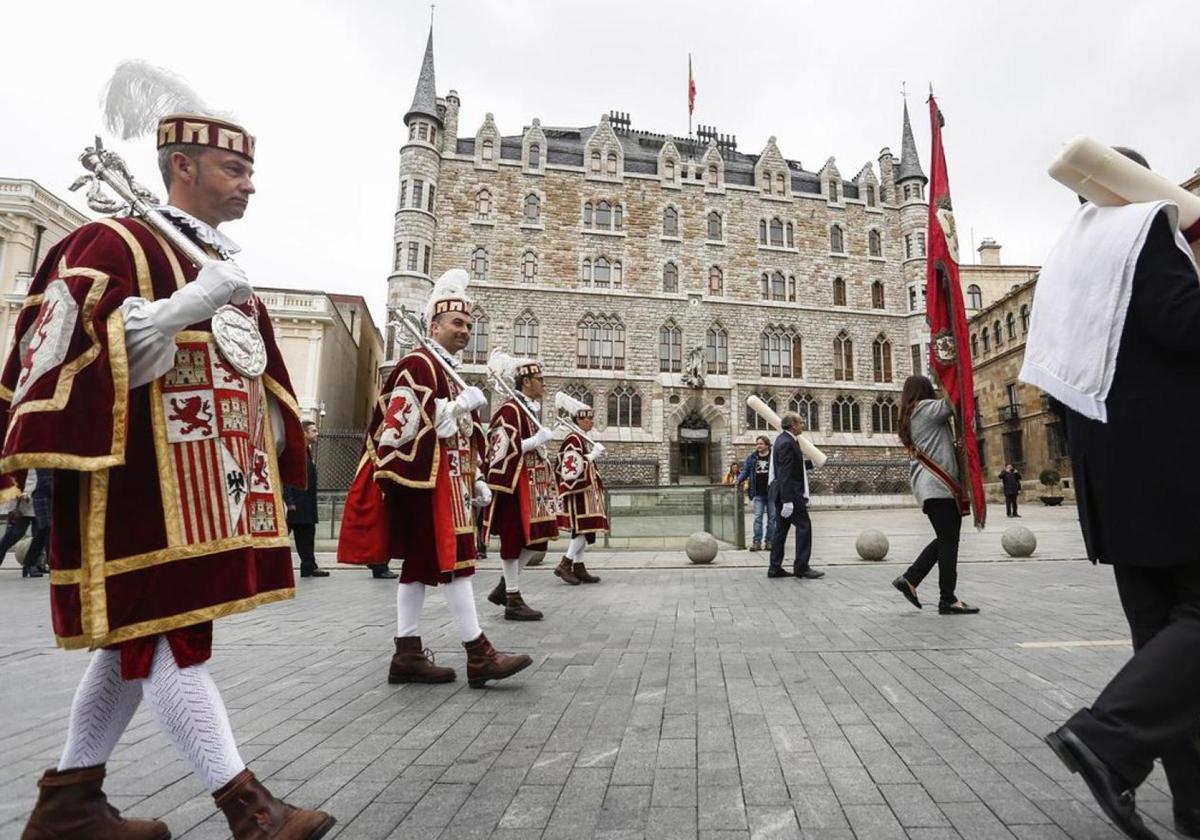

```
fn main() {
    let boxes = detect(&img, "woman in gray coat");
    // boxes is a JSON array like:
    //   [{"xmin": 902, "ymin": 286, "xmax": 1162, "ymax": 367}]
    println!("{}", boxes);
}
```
[{"xmin": 891, "ymin": 376, "xmax": 979, "ymax": 614}]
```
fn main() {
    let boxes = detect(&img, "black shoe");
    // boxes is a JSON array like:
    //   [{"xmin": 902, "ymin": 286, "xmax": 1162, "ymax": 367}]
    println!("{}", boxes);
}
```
[
  {"xmin": 795, "ymin": 569, "xmax": 825, "ymax": 579},
  {"xmin": 1045, "ymin": 725, "xmax": 1159, "ymax": 840},
  {"xmin": 372, "ymin": 568, "xmax": 398, "ymax": 579},
  {"xmin": 892, "ymin": 576, "xmax": 921, "ymax": 609},
  {"xmin": 1176, "ymin": 810, "xmax": 1200, "ymax": 838},
  {"xmin": 22, "ymin": 565, "xmax": 43, "ymax": 578},
  {"xmin": 766, "ymin": 568, "xmax": 792, "ymax": 578},
  {"xmin": 938, "ymin": 602, "xmax": 980, "ymax": 615},
  {"xmin": 300, "ymin": 568, "xmax": 330, "ymax": 578}
]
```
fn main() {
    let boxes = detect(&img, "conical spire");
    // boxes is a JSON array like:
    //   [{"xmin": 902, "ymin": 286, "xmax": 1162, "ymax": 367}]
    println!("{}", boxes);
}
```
[
  {"xmin": 896, "ymin": 100, "xmax": 926, "ymax": 183},
  {"xmin": 405, "ymin": 24, "xmax": 441, "ymax": 126}
]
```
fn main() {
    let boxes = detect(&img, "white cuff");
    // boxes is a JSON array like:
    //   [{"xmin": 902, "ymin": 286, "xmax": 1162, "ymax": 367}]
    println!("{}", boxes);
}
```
[{"xmin": 120, "ymin": 298, "xmax": 180, "ymax": 388}]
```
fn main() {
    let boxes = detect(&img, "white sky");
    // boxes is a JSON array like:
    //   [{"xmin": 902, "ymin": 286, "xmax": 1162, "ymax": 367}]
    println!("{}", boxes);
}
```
[{"xmin": 2, "ymin": 0, "xmax": 1197, "ymax": 329}]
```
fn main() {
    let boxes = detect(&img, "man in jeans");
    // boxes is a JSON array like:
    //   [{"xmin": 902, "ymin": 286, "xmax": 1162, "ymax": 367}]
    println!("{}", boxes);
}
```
[
  {"xmin": 736, "ymin": 436, "xmax": 775, "ymax": 552},
  {"xmin": 999, "ymin": 464, "xmax": 1022, "ymax": 517}
]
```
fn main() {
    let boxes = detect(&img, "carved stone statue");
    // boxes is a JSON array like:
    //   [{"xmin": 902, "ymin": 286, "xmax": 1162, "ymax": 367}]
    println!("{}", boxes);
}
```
[{"xmin": 682, "ymin": 345, "xmax": 706, "ymax": 389}]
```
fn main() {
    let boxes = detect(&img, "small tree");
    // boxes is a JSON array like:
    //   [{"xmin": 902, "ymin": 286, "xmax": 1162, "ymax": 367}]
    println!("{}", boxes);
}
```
[{"xmin": 1039, "ymin": 468, "xmax": 1061, "ymax": 494}]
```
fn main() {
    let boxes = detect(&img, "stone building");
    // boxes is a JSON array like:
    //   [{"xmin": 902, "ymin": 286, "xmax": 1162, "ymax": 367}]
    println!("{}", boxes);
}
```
[
  {"xmin": 386, "ymin": 28, "xmax": 941, "ymax": 483},
  {"xmin": 960, "ymin": 239, "xmax": 1039, "ymax": 315}
]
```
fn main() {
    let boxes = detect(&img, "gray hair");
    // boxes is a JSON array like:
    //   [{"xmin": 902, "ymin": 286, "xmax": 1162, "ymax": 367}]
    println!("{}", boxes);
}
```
[
  {"xmin": 779, "ymin": 411, "xmax": 802, "ymax": 432},
  {"xmin": 157, "ymin": 143, "xmax": 209, "ymax": 189}
]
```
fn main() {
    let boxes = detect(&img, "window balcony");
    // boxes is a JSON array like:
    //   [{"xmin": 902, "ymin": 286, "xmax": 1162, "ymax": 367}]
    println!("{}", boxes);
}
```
[{"xmin": 999, "ymin": 403, "xmax": 1021, "ymax": 424}]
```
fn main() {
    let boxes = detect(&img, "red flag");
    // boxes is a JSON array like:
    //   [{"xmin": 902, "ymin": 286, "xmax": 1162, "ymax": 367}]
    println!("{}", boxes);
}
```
[
  {"xmin": 924, "ymin": 95, "xmax": 986, "ymax": 529},
  {"xmin": 688, "ymin": 54, "xmax": 696, "ymax": 116}
]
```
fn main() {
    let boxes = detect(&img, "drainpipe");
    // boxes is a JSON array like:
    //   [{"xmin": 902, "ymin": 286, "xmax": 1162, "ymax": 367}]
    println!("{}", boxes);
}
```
[{"xmin": 29, "ymin": 224, "xmax": 45, "ymax": 274}]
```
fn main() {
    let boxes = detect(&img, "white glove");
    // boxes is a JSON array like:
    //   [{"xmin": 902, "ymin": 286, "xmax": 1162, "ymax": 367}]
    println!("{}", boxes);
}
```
[
  {"xmin": 140, "ymin": 260, "xmax": 253, "ymax": 338},
  {"xmin": 433, "ymin": 398, "xmax": 459, "ymax": 438},
  {"xmin": 586, "ymin": 442, "xmax": 606, "ymax": 462},
  {"xmin": 455, "ymin": 386, "xmax": 487, "ymax": 414},
  {"xmin": 521, "ymin": 426, "xmax": 553, "ymax": 453},
  {"xmin": 781, "ymin": 502, "xmax": 794, "ymax": 519},
  {"xmin": 472, "ymin": 480, "xmax": 492, "ymax": 508}
]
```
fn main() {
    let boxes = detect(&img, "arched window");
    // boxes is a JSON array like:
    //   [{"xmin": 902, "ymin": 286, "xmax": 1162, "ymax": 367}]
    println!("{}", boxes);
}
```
[
  {"xmin": 463, "ymin": 311, "xmax": 489, "ymax": 364},
  {"xmin": 566, "ymin": 384, "xmax": 593, "ymax": 409},
  {"xmin": 613, "ymin": 204, "xmax": 624, "ymax": 231},
  {"xmin": 993, "ymin": 320, "xmax": 1004, "ymax": 347},
  {"xmin": 760, "ymin": 326, "xmax": 802, "ymax": 378},
  {"xmin": 872, "ymin": 334, "xmax": 893, "ymax": 383},
  {"xmin": 786, "ymin": 222, "xmax": 794, "ymax": 249},
  {"xmin": 763, "ymin": 174, "xmax": 772, "ymax": 195},
  {"xmin": 607, "ymin": 385, "xmax": 642, "ymax": 427},
  {"xmin": 590, "ymin": 150, "xmax": 601, "ymax": 172},
  {"xmin": 707, "ymin": 211, "xmax": 722, "ymax": 241},
  {"xmin": 1006, "ymin": 312, "xmax": 1016, "ymax": 340},
  {"xmin": 593, "ymin": 256, "xmax": 610, "ymax": 287},
  {"xmin": 521, "ymin": 251, "xmax": 538, "ymax": 283},
  {"xmin": 869, "ymin": 230, "xmax": 882, "ymax": 258},
  {"xmin": 596, "ymin": 200, "xmax": 612, "ymax": 229},
  {"xmin": 866, "ymin": 185, "xmax": 877, "ymax": 207},
  {"xmin": 829, "ymin": 179, "xmax": 840, "ymax": 202},
  {"xmin": 577, "ymin": 314, "xmax": 626, "ymax": 370},
  {"xmin": 833, "ymin": 330, "xmax": 854, "ymax": 381},
  {"xmin": 833, "ymin": 277, "xmax": 847, "ymax": 306},
  {"xmin": 663, "ymin": 206, "xmax": 679, "ymax": 237},
  {"xmin": 706, "ymin": 324, "xmax": 728, "ymax": 374},
  {"xmin": 664, "ymin": 159, "xmax": 676, "ymax": 181},
  {"xmin": 759, "ymin": 219, "xmax": 768, "ymax": 245},
  {"xmin": 481, "ymin": 139, "xmax": 494, "ymax": 161},
  {"xmin": 663, "ymin": 262, "xmax": 679, "ymax": 293},
  {"xmin": 513, "ymin": 310, "xmax": 539, "ymax": 357},
  {"xmin": 872, "ymin": 396, "xmax": 899, "ymax": 434},
  {"xmin": 470, "ymin": 247, "xmax": 488, "ymax": 281},
  {"xmin": 658, "ymin": 320, "xmax": 682, "ymax": 372},
  {"xmin": 982, "ymin": 329, "xmax": 991, "ymax": 352},
  {"xmin": 769, "ymin": 218, "xmax": 784, "ymax": 247},
  {"xmin": 707, "ymin": 165, "xmax": 719, "ymax": 187},
  {"xmin": 831, "ymin": 395, "xmax": 861, "ymax": 432},
  {"xmin": 776, "ymin": 173, "xmax": 785, "ymax": 194},
  {"xmin": 606, "ymin": 152, "xmax": 618, "ymax": 175},
  {"xmin": 871, "ymin": 280, "xmax": 885, "ymax": 309},
  {"xmin": 747, "ymin": 393, "xmax": 777, "ymax": 431},
  {"xmin": 1020, "ymin": 304, "xmax": 1030, "ymax": 332},
  {"xmin": 523, "ymin": 193, "xmax": 540, "ymax": 224},
  {"xmin": 583, "ymin": 201, "xmax": 593, "ymax": 227},
  {"xmin": 763, "ymin": 270, "xmax": 787, "ymax": 302},
  {"xmin": 971, "ymin": 334, "xmax": 979, "ymax": 358},
  {"xmin": 528, "ymin": 144, "xmax": 540, "ymax": 169},
  {"xmin": 831, "ymin": 225, "xmax": 845, "ymax": 254},
  {"xmin": 475, "ymin": 188, "xmax": 491, "ymax": 217},
  {"xmin": 708, "ymin": 266, "xmax": 723, "ymax": 296},
  {"xmin": 967, "ymin": 284, "xmax": 983, "ymax": 310},
  {"xmin": 789, "ymin": 393, "xmax": 819, "ymax": 431}
]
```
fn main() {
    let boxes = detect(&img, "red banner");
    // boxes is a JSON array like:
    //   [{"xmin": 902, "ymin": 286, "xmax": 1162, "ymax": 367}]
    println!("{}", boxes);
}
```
[
  {"xmin": 924, "ymin": 95, "xmax": 986, "ymax": 529},
  {"xmin": 688, "ymin": 55, "xmax": 696, "ymax": 115}
]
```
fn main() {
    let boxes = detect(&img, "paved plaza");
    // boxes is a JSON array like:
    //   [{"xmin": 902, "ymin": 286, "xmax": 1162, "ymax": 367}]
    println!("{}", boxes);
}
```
[{"xmin": 0, "ymin": 506, "xmax": 1179, "ymax": 840}]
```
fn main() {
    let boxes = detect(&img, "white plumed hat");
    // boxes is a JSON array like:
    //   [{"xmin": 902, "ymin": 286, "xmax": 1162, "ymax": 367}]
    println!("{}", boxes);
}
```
[
  {"xmin": 555, "ymin": 391, "xmax": 593, "ymax": 418},
  {"xmin": 488, "ymin": 349, "xmax": 541, "ymax": 386},
  {"xmin": 423, "ymin": 268, "xmax": 473, "ymax": 331}
]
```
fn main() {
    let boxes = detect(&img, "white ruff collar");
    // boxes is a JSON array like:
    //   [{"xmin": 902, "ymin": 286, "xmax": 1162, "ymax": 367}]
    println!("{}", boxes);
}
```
[
  {"xmin": 428, "ymin": 340, "xmax": 462, "ymax": 369},
  {"xmin": 160, "ymin": 205, "xmax": 242, "ymax": 259}
]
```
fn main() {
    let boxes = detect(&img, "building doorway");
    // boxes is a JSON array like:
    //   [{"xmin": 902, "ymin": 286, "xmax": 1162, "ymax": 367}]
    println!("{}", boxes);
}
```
[{"xmin": 677, "ymin": 412, "xmax": 711, "ymax": 484}]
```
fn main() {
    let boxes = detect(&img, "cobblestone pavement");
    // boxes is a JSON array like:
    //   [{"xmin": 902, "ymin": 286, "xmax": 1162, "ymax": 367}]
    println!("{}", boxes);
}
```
[{"xmin": 1, "ymin": 554, "xmax": 1179, "ymax": 840}]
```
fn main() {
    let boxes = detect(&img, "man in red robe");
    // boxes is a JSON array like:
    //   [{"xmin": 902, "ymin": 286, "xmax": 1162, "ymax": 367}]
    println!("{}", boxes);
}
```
[
  {"xmin": 3, "ymin": 106, "xmax": 333, "ymax": 838},
  {"xmin": 337, "ymin": 269, "xmax": 532, "ymax": 688},
  {"xmin": 483, "ymin": 358, "xmax": 559, "ymax": 619},
  {"xmin": 555, "ymin": 393, "xmax": 607, "ymax": 584}
]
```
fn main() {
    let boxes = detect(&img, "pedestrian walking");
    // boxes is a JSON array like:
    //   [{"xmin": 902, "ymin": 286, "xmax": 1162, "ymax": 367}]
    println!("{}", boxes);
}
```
[
  {"xmin": 767, "ymin": 412, "xmax": 823, "ymax": 580},
  {"xmin": 736, "ymin": 436, "xmax": 775, "ymax": 552},
  {"xmin": 999, "ymin": 464, "xmax": 1023, "ymax": 517},
  {"xmin": 285, "ymin": 421, "xmax": 329, "ymax": 577}
]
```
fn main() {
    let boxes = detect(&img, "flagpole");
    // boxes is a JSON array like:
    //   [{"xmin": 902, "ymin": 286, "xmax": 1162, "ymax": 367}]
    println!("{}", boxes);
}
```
[{"xmin": 688, "ymin": 53, "xmax": 693, "ymax": 138}]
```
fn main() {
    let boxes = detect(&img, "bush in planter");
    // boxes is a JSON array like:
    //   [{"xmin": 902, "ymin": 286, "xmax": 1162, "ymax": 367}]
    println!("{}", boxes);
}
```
[{"xmin": 1039, "ymin": 468, "xmax": 1064, "ymax": 506}]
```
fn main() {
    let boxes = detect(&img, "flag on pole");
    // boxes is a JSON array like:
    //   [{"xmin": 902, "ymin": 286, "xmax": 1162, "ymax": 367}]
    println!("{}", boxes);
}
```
[
  {"xmin": 688, "ymin": 54, "xmax": 696, "ymax": 116},
  {"xmin": 924, "ymin": 93, "xmax": 986, "ymax": 529}
]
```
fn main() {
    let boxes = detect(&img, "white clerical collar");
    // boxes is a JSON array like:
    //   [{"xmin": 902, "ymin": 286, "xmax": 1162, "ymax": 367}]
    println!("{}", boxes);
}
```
[{"xmin": 159, "ymin": 205, "xmax": 242, "ymax": 259}]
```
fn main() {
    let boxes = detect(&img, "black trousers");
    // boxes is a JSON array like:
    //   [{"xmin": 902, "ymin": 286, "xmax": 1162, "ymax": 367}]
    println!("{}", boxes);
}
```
[
  {"xmin": 1004, "ymin": 493, "xmax": 1019, "ymax": 516},
  {"xmin": 769, "ymin": 496, "xmax": 812, "ymax": 573},
  {"xmin": 288, "ymin": 523, "xmax": 318, "ymax": 572},
  {"xmin": 903, "ymin": 498, "xmax": 961, "ymax": 607},
  {"xmin": 0, "ymin": 516, "xmax": 31, "ymax": 562},
  {"xmin": 1069, "ymin": 564, "xmax": 1200, "ymax": 802}
]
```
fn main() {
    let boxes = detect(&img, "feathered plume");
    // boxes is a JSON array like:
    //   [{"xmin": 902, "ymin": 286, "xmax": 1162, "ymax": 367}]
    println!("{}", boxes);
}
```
[
  {"xmin": 101, "ymin": 60, "xmax": 213, "ymax": 140},
  {"xmin": 487, "ymin": 349, "xmax": 521, "ymax": 387},
  {"xmin": 423, "ymin": 268, "xmax": 472, "ymax": 329},
  {"xmin": 555, "ymin": 392, "xmax": 590, "ymax": 416}
]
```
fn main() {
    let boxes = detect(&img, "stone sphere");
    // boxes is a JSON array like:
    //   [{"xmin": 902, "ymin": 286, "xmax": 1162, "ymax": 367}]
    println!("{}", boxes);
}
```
[
  {"xmin": 1002, "ymin": 525, "xmax": 1037, "ymax": 558},
  {"xmin": 13, "ymin": 538, "xmax": 34, "ymax": 567},
  {"xmin": 525, "ymin": 550, "xmax": 546, "ymax": 566},
  {"xmin": 686, "ymin": 532, "xmax": 719, "ymax": 564},
  {"xmin": 855, "ymin": 529, "xmax": 890, "ymax": 561}
]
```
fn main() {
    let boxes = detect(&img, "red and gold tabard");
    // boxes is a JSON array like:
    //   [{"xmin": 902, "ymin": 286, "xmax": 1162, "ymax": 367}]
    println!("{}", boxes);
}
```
[
  {"xmin": 337, "ymin": 347, "xmax": 484, "ymax": 584},
  {"xmin": 557, "ymin": 432, "xmax": 609, "ymax": 534},
  {"xmin": 0, "ymin": 217, "xmax": 306, "ymax": 662},
  {"xmin": 483, "ymin": 399, "xmax": 560, "ymax": 552}
]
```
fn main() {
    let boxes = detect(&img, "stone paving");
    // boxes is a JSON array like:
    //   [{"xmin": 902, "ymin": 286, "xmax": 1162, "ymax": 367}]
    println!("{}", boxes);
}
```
[{"xmin": 1, "ymin": 538, "xmax": 1181, "ymax": 840}]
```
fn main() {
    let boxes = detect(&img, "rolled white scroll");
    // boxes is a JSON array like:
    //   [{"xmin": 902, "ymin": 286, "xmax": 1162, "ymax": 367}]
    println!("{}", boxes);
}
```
[{"xmin": 745, "ymin": 395, "xmax": 828, "ymax": 468}]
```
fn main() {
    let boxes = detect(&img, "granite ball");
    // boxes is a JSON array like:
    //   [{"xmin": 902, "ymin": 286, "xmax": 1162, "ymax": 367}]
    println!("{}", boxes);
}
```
[
  {"xmin": 13, "ymin": 538, "xmax": 34, "ymax": 567},
  {"xmin": 855, "ymin": 529, "xmax": 890, "ymax": 561},
  {"xmin": 686, "ymin": 532, "xmax": 719, "ymax": 564},
  {"xmin": 1002, "ymin": 525, "xmax": 1037, "ymax": 558}
]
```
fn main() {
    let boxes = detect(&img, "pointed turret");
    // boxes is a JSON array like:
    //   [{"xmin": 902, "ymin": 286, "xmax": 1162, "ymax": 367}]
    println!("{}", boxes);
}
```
[
  {"xmin": 896, "ymin": 101, "xmax": 925, "ymax": 183},
  {"xmin": 405, "ymin": 25, "xmax": 441, "ymax": 126}
]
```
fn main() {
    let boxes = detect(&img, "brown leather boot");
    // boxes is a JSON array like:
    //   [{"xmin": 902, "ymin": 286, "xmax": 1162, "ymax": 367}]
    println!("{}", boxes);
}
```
[
  {"xmin": 214, "ymin": 769, "xmax": 334, "ymax": 840},
  {"xmin": 504, "ymin": 591, "xmax": 543, "ymax": 621},
  {"xmin": 487, "ymin": 576, "xmax": 507, "ymax": 606},
  {"xmin": 388, "ymin": 636, "xmax": 455, "ymax": 684},
  {"xmin": 554, "ymin": 557, "xmax": 580, "ymax": 585},
  {"xmin": 572, "ymin": 562, "xmax": 601, "ymax": 583},
  {"xmin": 463, "ymin": 633, "xmax": 532, "ymax": 688},
  {"xmin": 20, "ymin": 765, "xmax": 170, "ymax": 840}
]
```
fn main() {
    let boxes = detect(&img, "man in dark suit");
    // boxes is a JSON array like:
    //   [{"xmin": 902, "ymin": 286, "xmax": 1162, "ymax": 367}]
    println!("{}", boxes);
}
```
[
  {"xmin": 1039, "ymin": 201, "xmax": 1200, "ymax": 840},
  {"xmin": 284, "ymin": 421, "xmax": 328, "ymax": 577},
  {"xmin": 767, "ymin": 411, "xmax": 824, "ymax": 580}
]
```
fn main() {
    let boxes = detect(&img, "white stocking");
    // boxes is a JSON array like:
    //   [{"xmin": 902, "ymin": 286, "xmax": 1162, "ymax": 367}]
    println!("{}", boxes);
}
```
[
  {"xmin": 396, "ymin": 581, "xmax": 426, "ymax": 637},
  {"xmin": 140, "ymin": 637, "xmax": 245, "ymax": 792},
  {"xmin": 501, "ymin": 559, "xmax": 521, "ymax": 593},
  {"xmin": 566, "ymin": 535, "xmax": 588, "ymax": 561},
  {"xmin": 58, "ymin": 650, "xmax": 143, "ymax": 771},
  {"xmin": 442, "ymin": 577, "xmax": 483, "ymax": 643}
]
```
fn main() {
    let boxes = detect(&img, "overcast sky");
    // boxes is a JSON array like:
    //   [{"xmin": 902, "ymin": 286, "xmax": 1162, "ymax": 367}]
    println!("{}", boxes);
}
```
[{"xmin": 3, "ymin": 0, "xmax": 1197, "ymax": 328}]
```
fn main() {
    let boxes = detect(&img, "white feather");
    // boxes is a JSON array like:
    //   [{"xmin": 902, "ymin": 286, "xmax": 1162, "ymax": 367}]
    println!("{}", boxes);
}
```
[
  {"xmin": 101, "ymin": 60, "xmax": 216, "ymax": 140},
  {"xmin": 423, "ymin": 268, "xmax": 472, "ymax": 329},
  {"xmin": 555, "ymin": 392, "xmax": 590, "ymax": 416},
  {"xmin": 487, "ymin": 349, "xmax": 520, "ymax": 385}
]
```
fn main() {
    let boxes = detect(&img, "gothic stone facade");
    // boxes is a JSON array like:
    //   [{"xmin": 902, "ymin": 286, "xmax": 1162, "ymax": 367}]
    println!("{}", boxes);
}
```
[{"xmin": 387, "ymin": 34, "xmax": 933, "ymax": 483}]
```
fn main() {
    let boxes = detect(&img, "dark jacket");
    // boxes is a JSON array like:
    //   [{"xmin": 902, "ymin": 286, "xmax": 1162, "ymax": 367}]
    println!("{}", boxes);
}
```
[
  {"xmin": 735, "ymin": 450, "xmax": 771, "ymax": 499},
  {"xmin": 284, "ymin": 449, "xmax": 319, "ymax": 526},
  {"xmin": 769, "ymin": 432, "xmax": 810, "ymax": 509},
  {"xmin": 1062, "ymin": 212, "xmax": 1200, "ymax": 566},
  {"xmin": 998, "ymin": 469, "xmax": 1022, "ymax": 495},
  {"xmin": 31, "ymin": 469, "xmax": 52, "ymax": 529}
]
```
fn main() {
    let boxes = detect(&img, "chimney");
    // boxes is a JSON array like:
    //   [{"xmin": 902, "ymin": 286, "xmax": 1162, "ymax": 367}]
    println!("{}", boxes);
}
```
[{"xmin": 978, "ymin": 237, "xmax": 1002, "ymax": 266}]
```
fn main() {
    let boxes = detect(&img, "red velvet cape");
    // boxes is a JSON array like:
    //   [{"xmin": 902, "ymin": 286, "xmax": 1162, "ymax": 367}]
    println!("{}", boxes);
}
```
[{"xmin": 556, "ymin": 432, "xmax": 609, "ymax": 534}]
